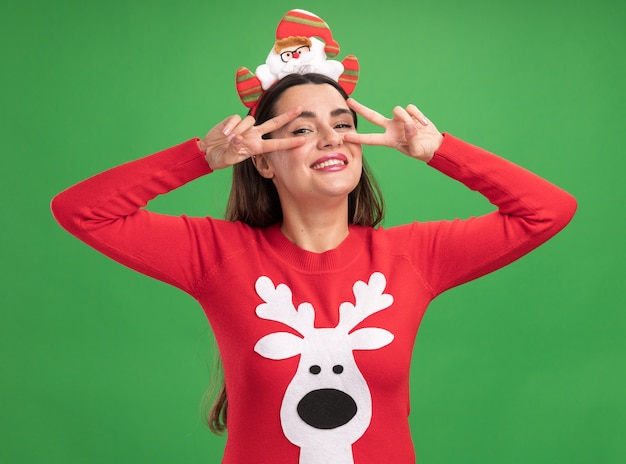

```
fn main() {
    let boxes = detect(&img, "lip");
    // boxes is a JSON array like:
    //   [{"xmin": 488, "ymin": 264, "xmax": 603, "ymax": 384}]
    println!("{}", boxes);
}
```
[{"xmin": 310, "ymin": 153, "xmax": 348, "ymax": 171}]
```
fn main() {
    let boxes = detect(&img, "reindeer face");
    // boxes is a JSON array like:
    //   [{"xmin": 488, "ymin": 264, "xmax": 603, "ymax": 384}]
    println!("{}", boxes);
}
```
[{"xmin": 253, "ymin": 272, "xmax": 394, "ymax": 463}]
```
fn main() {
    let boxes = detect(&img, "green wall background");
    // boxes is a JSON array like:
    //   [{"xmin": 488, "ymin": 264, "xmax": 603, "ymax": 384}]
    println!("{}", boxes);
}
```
[{"xmin": 1, "ymin": 0, "xmax": 624, "ymax": 462}]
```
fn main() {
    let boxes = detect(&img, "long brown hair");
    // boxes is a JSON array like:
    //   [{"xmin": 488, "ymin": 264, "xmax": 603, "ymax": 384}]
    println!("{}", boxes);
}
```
[{"xmin": 206, "ymin": 73, "xmax": 385, "ymax": 433}]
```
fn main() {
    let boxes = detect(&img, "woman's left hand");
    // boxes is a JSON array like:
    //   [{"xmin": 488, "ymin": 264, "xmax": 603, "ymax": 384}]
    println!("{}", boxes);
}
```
[{"xmin": 344, "ymin": 99, "xmax": 444, "ymax": 162}]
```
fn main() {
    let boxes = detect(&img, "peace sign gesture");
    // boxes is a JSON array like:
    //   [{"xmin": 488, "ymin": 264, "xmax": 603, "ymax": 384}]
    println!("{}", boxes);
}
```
[
  {"xmin": 200, "ymin": 107, "xmax": 306, "ymax": 170},
  {"xmin": 344, "ymin": 99, "xmax": 444, "ymax": 162}
]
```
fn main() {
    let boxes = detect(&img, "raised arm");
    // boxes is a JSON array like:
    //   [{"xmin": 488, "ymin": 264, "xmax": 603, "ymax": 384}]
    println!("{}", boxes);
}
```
[
  {"xmin": 51, "ymin": 110, "xmax": 306, "ymax": 295},
  {"xmin": 420, "ymin": 133, "xmax": 577, "ymax": 295},
  {"xmin": 346, "ymin": 99, "xmax": 577, "ymax": 296},
  {"xmin": 51, "ymin": 138, "xmax": 216, "ymax": 295}
]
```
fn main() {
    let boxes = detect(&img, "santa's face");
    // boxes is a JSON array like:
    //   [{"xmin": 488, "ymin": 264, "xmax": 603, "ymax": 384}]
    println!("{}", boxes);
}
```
[
  {"xmin": 267, "ymin": 37, "xmax": 327, "ymax": 75},
  {"xmin": 279, "ymin": 45, "xmax": 312, "ymax": 63}
]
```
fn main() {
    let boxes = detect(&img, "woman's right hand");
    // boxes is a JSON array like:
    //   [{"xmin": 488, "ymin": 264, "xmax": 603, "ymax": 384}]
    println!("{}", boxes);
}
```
[{"xmin": 199, "ymin": 107, "xmax": 306, "ymax": 170}]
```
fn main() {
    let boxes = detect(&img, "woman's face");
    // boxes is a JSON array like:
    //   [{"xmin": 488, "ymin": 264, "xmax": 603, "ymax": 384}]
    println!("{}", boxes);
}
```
[{"xmin": 255, "ymin": 83, "xmax": 363, "ymax": 209}]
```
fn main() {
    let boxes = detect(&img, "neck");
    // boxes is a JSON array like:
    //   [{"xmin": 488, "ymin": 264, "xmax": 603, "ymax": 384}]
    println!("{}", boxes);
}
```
[{"xmin": 280, "ymin": 199, "xmax": 350, "ymax": 253}]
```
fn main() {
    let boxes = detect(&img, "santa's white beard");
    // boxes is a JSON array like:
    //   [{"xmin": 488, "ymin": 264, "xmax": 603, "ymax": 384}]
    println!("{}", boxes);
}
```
[
  {"xmin": 269, "ymin": 49, "xmax": 325, "ymax": 75},
  {"xmin": 277, "ymin": 60, "xmax": 316, "ymax": 77}
]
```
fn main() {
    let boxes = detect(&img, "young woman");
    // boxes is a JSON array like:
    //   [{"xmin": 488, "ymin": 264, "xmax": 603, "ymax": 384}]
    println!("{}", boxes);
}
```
[{"xmin": 51, "ymin": 72, "xmax": 576, "ymax": 463}]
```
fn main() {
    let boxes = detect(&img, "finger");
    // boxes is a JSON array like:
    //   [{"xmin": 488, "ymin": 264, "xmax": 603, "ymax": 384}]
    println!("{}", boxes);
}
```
[
  {"xmin": 392, "ymin": 105, "xmax": 414, "ymax": 125},
  {"xmin": 256, "ymin": 106, "xmax": 303, "ymax": 136},
  {"xmin": 230, "ymin": 115, "xmax": 256, "ymax": 139},
  {"xmin": 392, "ymin": 106, "xmax": 419, "ymax": 136},
  {"xmin": 222, "ymin": 115, "xmax": 243, "ymax": 136},
  {"xmin": 260, "ymin": 135, "xmax": 306, "ymax": 153},
  {"xmin": 347, "ymin": 98, "xmax": 389, "ymax": 127},
  {"xmin": 343, "ymin": 132, "xmax": 388, "ymax": 146},
  {"xmin": 406, "ymin": 104, "xmax": 430, "ymax": 125}
]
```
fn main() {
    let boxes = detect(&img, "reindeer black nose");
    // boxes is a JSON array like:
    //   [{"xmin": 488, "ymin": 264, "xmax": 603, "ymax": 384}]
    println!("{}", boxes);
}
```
[{"xmin": 297, "ymin": 389, "xmax": 357, "ymax": 429}]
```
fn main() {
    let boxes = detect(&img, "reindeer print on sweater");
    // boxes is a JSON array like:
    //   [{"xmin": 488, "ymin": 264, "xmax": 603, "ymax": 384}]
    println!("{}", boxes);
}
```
[{"xmin": 254, "ymin": 272, "xmax": 395, "ymax": 464}]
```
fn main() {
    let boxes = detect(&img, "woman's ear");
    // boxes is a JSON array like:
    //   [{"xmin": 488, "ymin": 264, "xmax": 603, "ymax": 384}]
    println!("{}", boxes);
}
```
[{"xmin": 252, "ymin": 154, "xmax": 274, "ymax": 179}]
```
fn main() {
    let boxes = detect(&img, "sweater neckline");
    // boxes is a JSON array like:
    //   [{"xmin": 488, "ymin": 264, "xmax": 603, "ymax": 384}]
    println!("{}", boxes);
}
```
[{"xmin": 262, "ymin": 223, "xmax": 366, "ymax": 273}]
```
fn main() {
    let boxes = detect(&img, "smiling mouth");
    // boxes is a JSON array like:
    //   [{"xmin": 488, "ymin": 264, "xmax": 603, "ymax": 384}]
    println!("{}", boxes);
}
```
[{"xmin": 311, "ymin": 159, "xmax": 347, "ymax": 170}]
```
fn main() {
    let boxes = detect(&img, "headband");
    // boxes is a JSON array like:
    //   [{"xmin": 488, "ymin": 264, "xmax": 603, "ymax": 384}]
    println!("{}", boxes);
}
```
[{"xmin": 235, "ymin": 9, "xmax": 359, "ymax": 114}]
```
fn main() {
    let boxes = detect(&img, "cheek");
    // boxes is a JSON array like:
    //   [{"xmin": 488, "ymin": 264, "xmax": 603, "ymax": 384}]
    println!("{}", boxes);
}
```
[
  {"xmin": 267, "ymin": 151, "xmax": 304, "ymax": 177},
  {"xmin": 351, "ymin": 146, "xmax": 363, "ymax": 171}
]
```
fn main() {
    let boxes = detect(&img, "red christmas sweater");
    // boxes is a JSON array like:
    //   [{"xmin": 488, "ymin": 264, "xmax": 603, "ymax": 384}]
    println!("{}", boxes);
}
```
[{"xmin": 51, "ymin": 134, "xmax": 576, "ymax": 463}]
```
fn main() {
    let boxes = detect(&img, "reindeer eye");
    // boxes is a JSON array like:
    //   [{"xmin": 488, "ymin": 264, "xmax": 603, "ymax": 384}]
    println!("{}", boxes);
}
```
[
  {"xmin": 309, "ymin": 365, "xmax": 321, "ymax": 375},
  {"xmin": 333, "ymin": 365, "xmax": 344, "ymax": 374}
]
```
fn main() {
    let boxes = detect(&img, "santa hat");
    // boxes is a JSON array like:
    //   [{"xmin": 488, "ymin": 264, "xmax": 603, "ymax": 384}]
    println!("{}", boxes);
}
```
[{"xmin": 275, "ymin": 9, "xmax": 340, "ymax": 58}]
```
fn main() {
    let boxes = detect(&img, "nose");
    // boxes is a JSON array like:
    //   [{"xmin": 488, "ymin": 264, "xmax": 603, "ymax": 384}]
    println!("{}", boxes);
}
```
[
  {"xmin": 297, "ymin": 388, "xmax": 357, "ymax": 429},
  {"xmin": 293, "ymin": 52, "xmax": 300, "ymax": 59},
  {"xmin": 317, "ymin": 124, "xmax": 343, "ymax": 149}
]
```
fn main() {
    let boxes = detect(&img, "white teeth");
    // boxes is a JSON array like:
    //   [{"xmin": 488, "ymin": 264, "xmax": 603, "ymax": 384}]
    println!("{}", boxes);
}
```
[{"xmin": 312, "ymin": 159, "xmax": 346, "ymax": 169}]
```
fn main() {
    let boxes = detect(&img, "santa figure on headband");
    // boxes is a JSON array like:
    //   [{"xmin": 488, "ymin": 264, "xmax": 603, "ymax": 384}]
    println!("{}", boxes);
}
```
[
  {"xmin": 236, "ymin": 9, "xmax": 359, "ymax": 111},
  {"xmin": 256, "ymin": 34, "xmax": 343, "ymax": 89}
]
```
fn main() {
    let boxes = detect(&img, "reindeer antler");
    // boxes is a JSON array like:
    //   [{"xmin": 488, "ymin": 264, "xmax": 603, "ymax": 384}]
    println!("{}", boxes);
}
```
[
  {"xmin": 255, "ymin": 276, "xmax": 315, "ymax": 337},
  {"xmin": 337, "ymin": 272, "xmax": 394, "ymax": 332}
]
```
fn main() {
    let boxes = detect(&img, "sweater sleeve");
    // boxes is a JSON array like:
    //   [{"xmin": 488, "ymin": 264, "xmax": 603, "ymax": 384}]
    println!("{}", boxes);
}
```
[
  {"xmin": 50, "ymin": 139, "xmax": 215, "ymax": 296},
  {"xmin": 410, "ymin": 133, "xmax": 577, "ymax": 297}
]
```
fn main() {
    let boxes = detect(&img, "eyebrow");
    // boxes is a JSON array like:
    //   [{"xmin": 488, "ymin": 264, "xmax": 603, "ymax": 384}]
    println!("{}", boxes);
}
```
[{"xmin": 297, "ymin": 108, "xmax": 353, "ymax": 119}]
